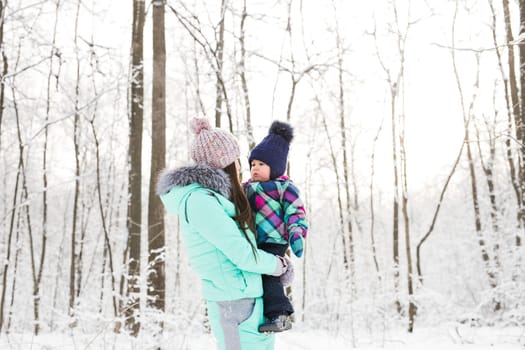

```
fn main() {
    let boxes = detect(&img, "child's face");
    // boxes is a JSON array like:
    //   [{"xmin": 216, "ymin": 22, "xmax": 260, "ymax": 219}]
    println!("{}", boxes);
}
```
[{"xmin": 250, "ymin": 159, "xmax": 271, "ymax": 182}]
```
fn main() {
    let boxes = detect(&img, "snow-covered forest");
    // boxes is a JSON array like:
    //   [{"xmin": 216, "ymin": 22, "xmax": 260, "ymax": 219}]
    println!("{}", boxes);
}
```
[{"xmin": 0, "ymin": 0, "xmax": 524, "ymax": 348}]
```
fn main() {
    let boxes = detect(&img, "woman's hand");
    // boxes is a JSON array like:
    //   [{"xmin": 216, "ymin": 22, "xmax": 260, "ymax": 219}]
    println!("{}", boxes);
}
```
[
  {"xmin": 279, "ymin": 257, "xmax": 294, "ymax": 287},
  {"xmin": 270, "ymin": 256, "xmax": 287, "ymax": 276},
  {"xmin": 270, "ymin": 256, "xmax": 295, "ymax": 287}
]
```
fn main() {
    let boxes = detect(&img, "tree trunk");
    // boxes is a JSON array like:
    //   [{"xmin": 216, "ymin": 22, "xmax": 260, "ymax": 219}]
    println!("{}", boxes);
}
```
[
  {"xmin": 125, "ymin": 0, "xmax": 145, "ymax": 336},
  {"xmin": 465, "ymin": 121, "xmax": 496, "ymax": 286},
  {"xmin": 451, "ymin": 2, "xmax": 499, "ymax": 306},
  {"xmin": 148, "ymin": 0, "xmax": 166, "ymax": 322},
  {"xmin": 239, "ymin": 0, "xmax": 255, "ymax": 149},
  {"xmin": 167, "ymin": 2, "xmax": 232, "ymax": 131},
  {"xmin": 336, "ymin": 33, "xmax": 355, "ymax": 282},
  {"xmin": 336, "ymin": 24, "xmax": 356, "ymax": 343},
  {"xmin": 502, "ymin": 0, "xmax": 521, "ymax": 126},
  {"xmin": 390, "ymin": 85, "xmax": 402, "ymax": 315},
  {"xmin": 372, "ymin": 0, "xmax": 414, "ymax": 323},
  {"xmin": 474, "ymin": 117, "xmax": 503, "ymax": 283},
  {"xmin": 6, "ymin": 210, "xmax": 21, "ymax": 332},
  {"xmin": 34, "ymin": 1, "xmax": 60, "ymax": 334},
  {"xmin": 319, "ymin": 101, "xmax": 349, "ymax": 271},
  {"xmin": 0, "ymin": 1, "xmax": 11, "ymax": 331},
  {"xmin": 75, "ymin": 199, "xmax": 90, "ymax": 301},
  {"xmin": 369, "ymin": 116, "xmax": 385, "ymax": 281},
  {"xmin": 518, "ymin": 0, "xmax": 525, "ymax": 247},
  {"xmin": 50, "ymin": 209, "xmax": 69, "ymax": 331},
  {"xmin": 192, "ymin": 39, "xmax": 206, "ymax": 115},
  {"xmin": 69, "ymin": 0, "xmax": 82, "ymax": 325},
  {"xmin": 7, "ymin": 51, "xmax": 25, "ymax": 332},
  {"xmin": 416, "ymin": 141, "xmax": 465, "ymax": 283},
  {"xmin": 99, "ymin": 244, "xmax": 108, "ymax": 315},
  {"xmin": 90, "ymin": 119, "xmax": 119, "ymax": 320},
  {"xmin": 497, "ymin": 0, "xmax": 524, "ymax": 244},
  {"xmin": 399, "ymin": 110, "xmax": 416, "ymax": 332},
  {"xmin": 0, "ymin": 120, "xmax": 19, "ymax": 335},
  {"xmin": 214, "ymin": 0, "xmax": 226, "ymax": 128},
  {"xmin": 0, "ymin": 0, "xmax": 6, "ymax": 148}
]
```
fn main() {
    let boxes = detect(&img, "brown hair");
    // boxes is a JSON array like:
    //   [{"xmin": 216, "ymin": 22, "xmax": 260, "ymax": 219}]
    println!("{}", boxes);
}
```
[{"xmin": 223, "ymin": 162, "xmax": 258, "ymax": 259}]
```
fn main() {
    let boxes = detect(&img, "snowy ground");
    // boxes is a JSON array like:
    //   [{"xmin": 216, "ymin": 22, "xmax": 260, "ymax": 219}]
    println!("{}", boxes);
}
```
[{"xmin": 1, "ymin": 325, "xmax": 524, "ymax": 349}]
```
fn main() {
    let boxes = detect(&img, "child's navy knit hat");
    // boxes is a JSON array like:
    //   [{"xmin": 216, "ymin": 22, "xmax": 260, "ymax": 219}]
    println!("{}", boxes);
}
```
[{"xmin": 249, "ymin": 121, "xmax": 294, "ymax": 179}]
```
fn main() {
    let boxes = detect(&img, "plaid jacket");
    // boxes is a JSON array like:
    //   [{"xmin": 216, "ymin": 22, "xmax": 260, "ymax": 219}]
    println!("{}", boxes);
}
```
[{"xmin": 243, "ymin": 176, "xmax": 308, "ymax": 257}]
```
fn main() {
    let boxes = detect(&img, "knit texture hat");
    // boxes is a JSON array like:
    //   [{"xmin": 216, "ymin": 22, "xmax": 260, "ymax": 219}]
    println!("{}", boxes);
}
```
[
  {"xmin": 190, "ymin": 118, "xmax": 240, "ymax": 169},
  {"xmin": 249, "ymin": 121, "xmax": 294, "ymax": 179}
]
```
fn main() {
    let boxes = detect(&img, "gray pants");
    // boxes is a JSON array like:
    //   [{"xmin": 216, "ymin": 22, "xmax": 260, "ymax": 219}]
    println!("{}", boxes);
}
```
[{"xmin": 216, "ymin": 298, "xmax": 256, "ymax": 350}]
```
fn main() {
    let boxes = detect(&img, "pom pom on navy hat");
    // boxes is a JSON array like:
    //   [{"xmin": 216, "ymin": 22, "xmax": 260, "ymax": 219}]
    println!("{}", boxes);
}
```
[{"xmin": 269, "ymin": 120, "xmax": 294, "ymax": 143}]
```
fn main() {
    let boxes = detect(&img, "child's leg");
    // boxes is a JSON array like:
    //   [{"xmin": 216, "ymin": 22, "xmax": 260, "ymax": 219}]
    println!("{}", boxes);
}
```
[{"xmin": 258, "ymin": 243, "xmax": 294, "ymax": 318}]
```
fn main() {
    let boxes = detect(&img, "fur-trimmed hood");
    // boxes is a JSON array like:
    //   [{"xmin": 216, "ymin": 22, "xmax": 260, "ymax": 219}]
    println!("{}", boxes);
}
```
[{"xmin": 156, "ymin": 164, "xmax": 232, "ymax": 199}]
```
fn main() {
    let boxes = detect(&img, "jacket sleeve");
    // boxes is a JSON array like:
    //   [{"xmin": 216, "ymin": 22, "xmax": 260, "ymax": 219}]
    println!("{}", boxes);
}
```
[
  {"xmin": 282, "ymin": 182, "xmax": 308, "ymax": 257},
  {"xmin": 185, "ymin": 190, "xmax": 278, "ymax": 275}
]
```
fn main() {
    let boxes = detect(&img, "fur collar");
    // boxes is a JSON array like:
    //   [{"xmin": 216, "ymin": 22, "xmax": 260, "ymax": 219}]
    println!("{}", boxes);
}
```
[{"xmin": 156, "ymin": 164, "xmax": 232, "ymax": 199}]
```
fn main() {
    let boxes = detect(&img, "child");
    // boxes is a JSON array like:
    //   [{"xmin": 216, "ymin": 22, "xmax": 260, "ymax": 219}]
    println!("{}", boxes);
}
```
[{"xmin": 243, "ymin": 121, "xmax": 308, "ymax": 333}]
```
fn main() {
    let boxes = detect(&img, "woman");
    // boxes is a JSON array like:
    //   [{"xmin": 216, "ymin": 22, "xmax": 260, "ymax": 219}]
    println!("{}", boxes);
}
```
[{"xmin": 157, "ymin": 118, "xmax": 290, "ymax": 350}]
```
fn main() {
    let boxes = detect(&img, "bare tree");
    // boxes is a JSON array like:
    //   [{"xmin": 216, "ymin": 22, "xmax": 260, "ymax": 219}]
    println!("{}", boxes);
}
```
[
  {"xmin": 5, "ymin": 42, "xmax": 31, "ymax": 333},
  {"xmin": 0, "ymin": 147, "xmax": 15, "ymax": 333},
  {"xmin": 238, "ymin": 0, "xmax": 255, "ymax": 149},
  {"xmin": 517, "ymin": 0, "xmax": 525, "ymax": 247},
  {"xmin": 391, "ymin": 5, "xmax": 417, "ymax": 331},
  {"xmin": 214, "ymin": 0, "xmax": 226, "ymax": 128},
  {"xmin": 318, "ymin": 97, "xmax": 350, "ymax": 271},
  {"xmin": 371, "ymin": 0, "xmax": 417, "ymax": 330},
  {"xmin": 75, "ymin": 181, "xmax": 94, "ymax": 303},
  {"xmin": 167, "ymin": 2, "xmax": 234, "ymax": 131},
  {"xmin": 32, "ymin": 0, "xmax": 61, "ymax": 335},
  {"xmin": 398, "ymin": 93, "xmax": 416, "ymax": 332},
  {"xmin": 6, "ymin": 209, "xmax": 22, "ymax": 332},
  {"xmin": 0, "ymin": 52, "xmax": 15, "ymax": 333},
  {"xmin": 124, "ymin": 0, "xmax": 145, "ymax": 336},
  {"xmin": 299, "ymin": 106, "xmax": 319, "ymax": 323},
  {"xmin": 371, "ymin": 11, "xmax": 404, "ymax": 318},
  {"xmin": 369, "ymin": 114, "xmax": 385, "ymax": 281},
  {"xmin": 279, "ymin": 0, "xmax": 318, "ymax": 123},
  {"xmin": 68, "ymin": 0, "xmax": 83, "ymax": 325},
  {"xmin": 474, "ymin": 110, "xmax": 503, "ymax": 271},
  {"xmin": 148, "ymin": 0, "xmax": 166, "ymax": 325},
  {"xmin": 332, "ymin": 0, "xmax": 355, "ymax": 293},
  {"xmin": 0, "ymin": 0, "xmax": 7, "ymax": 148},
  {"xmin": 492, "ymin": 0, "xmax": 523, "ymax": 246},
  {"xmin": 88, "ymin": 99, "xmax": 119, "ymax": 326},
  {"xmin": 451, "ymin": 1, "xmax": 500, "ymax": 310},
  {"xmin": 416, "ymin": 140, "xmax": 466, "ymax": 283}
]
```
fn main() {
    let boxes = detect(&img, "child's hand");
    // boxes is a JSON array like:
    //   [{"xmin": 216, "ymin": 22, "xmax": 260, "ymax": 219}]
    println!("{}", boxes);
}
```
[
  {"xmin": 289, "ymin": 230, "xmax": 304, "ymax": 258},
  {"xmin": 280, "ymin": 257, "xmax": 294, "ymax": 287}
]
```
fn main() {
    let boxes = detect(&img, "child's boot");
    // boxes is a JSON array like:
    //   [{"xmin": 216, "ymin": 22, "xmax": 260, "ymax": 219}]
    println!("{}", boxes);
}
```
[{"xmin": 258, "ymin": 315, "xmax": 292, "ymax": 333}]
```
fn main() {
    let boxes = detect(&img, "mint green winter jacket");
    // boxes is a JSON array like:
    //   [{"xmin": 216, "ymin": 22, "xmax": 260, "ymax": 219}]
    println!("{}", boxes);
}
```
[{"xmin": 157, "ymin": 164, "xmax": 279, "ymax": 302}]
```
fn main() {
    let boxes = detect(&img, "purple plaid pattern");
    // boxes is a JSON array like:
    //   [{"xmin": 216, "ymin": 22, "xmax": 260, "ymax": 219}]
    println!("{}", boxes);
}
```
[{"xmin": 243, "ymin": 176, "xmax": 308, "ymax": 256}]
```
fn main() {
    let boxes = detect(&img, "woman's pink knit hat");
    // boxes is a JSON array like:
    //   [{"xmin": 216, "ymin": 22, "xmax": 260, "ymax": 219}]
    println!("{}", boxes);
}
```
[{"xmin": 190, "ymin": 118, "xmax": 240, "ymax": 169}]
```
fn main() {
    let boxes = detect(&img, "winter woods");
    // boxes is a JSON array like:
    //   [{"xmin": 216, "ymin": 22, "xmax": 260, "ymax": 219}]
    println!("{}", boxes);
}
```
[{"xmin": 0, "ymin": 0, "xmax": 524, "ymax": 344}]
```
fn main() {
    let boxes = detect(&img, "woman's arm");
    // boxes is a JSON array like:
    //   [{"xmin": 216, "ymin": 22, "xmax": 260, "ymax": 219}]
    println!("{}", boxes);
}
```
[{"xmin": 186, "ymin": 190, "xmax": 281, "ymax": 275}]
